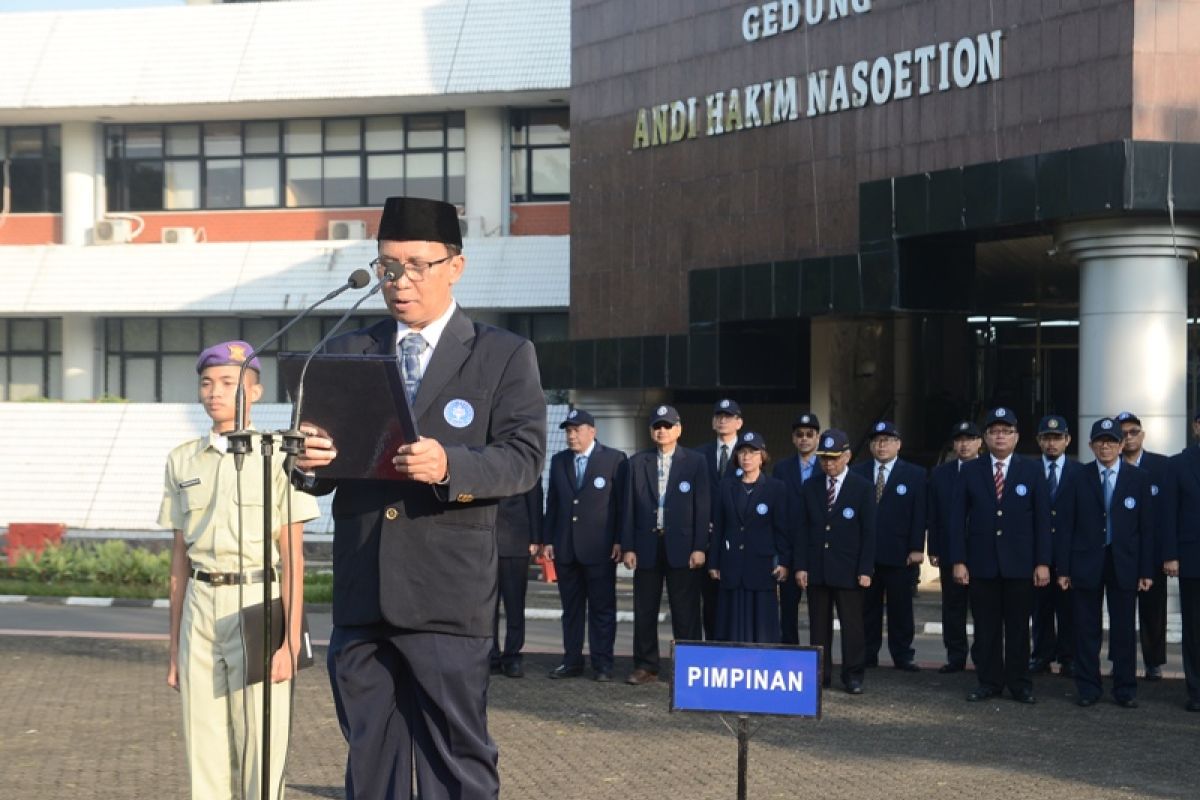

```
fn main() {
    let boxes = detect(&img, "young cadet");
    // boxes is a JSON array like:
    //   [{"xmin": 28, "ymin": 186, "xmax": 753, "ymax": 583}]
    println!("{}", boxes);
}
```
[
  {"xmin": 708, "ymin": 432, "xmax": 791, "ymax": 643},
  {"xmin": 696, "ymin": 397, "xmax": 745, "ymax": 639},
  {"xmin": 1030, "ymin": 414, "xmax": 1082, "ymax": 678},
  {"xmin": 1056, "ymin": 418, "xmax": 1155, "ymax": 708},
  {"xmin": 852, "ymin": 420, "xmax": 925, "ymax": 671},
  {"xmin": 795, "ymin": 429, "xmax": 876, "ymax": 695},
  {"xmin": 773, "ymin": 412, "xmax": 821, "ymax": 644},
  {"xmin": 1116, "ymin": 411, "xmax": 1171, "ymax": 681},
  {"xmin": 926, "ymin": 421, "xmax": 982, "ymax": 673},
  {"xmin": 623, "ymin": 404, "xmax": 709, "ymax": 686},
  {"xmin": 160, "ymin": 341, "xmax": 320, "ymax": 800},
  {"xmin": 948, "ymin": 407, "xmax": 1051, "ymax": 705},
  {"xmin": 1163, "ymin": 410, "xmax": 1200, "ymax": 712}
]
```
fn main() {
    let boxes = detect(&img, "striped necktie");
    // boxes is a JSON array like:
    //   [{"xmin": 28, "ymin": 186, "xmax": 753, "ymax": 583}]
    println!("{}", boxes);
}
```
[
  {"xmin": 875, "ymin": 464, "xmax": 887, "ymax": 503},
  {"xmin": 827, "ymin": 477, "xmax": 836, "ymax": 511},
  {"xmin": 399, "ymin": 332, "xmax": 427, "ymax": 404},
  {"xmin": 994, "ymin": 461, "xmax": 1005, "ymax": 501}
]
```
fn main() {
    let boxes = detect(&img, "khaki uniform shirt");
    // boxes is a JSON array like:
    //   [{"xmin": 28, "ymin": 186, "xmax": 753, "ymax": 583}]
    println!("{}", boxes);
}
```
[{"xmin": 157, "ymin": 431, "xmax": 320, "ymax": 572}]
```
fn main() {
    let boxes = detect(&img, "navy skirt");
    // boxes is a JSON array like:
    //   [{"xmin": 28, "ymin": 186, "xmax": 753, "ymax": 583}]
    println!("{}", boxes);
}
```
[{"xmin": 715, "ymin": 587, "xmax": 780, "ymax": 644}]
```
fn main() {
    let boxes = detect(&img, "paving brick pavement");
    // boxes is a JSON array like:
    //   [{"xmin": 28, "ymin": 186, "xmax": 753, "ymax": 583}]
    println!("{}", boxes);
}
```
[{"xmin": 0, "ymin": 635, "xmax": 1194, "ymax": 800}]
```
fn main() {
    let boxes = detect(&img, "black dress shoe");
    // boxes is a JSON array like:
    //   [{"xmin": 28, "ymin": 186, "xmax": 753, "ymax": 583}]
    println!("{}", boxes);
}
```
[
  {"xmin": 863, "ymin": 658, "xmax": 879, "ymax": 668},
  {"xmin": 843, "ymin": 681, "xmax": 863, "ymax": 695},
  {"xmin": 1144, "ymin": 666, "xmax": 1163, "ymax": 681},
  {"xmin": 548, "ymin": 664, "xmax": 584, "ymax": 679},
  {"xmin": 1028, "ymin": 658, "xmax": 1051, "ymax": 674},
  {"xmin": 1185, "ymin": 699, "xmax": 1200, "ymax": 712},
  {"xmin": 1013, "ymin": 689, "xmax": 1037, "ymax": 705},
  {"xmin": 1115, "ymin": 696, "xmax": 1139, "ymax": 709},
  {"xmin": 966, "ymin": 687, "xmax": 1001, "ymax": 702},
  {"xmin": 594, "ymin": 670, "xmax": 613, "ymax": 683},
  {"xmin": 1076, "ymin": 696, "xmax": 1098, "ymax": 707},
  {"xmin": 490, "ymin": 662, "xmax": 503, "ymax": 675},
  {"xmin": 938, "ymin": 663, "xmax": 965, "ymax": 674},
  {"xmin": 894, "ymin": 661, "xmax": 920, "ymax": 673},
  {"xmin": 502, "ymin": 662, "xmax": 524, "ymax": 679}
]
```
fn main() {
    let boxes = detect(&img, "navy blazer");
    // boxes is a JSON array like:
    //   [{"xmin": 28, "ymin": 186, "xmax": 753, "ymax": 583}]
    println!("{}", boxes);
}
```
[
  {"xmin": 304, "ymin": 312, "xmax": 547, "ymax": 637},
  {"xmin": 544, "ymin": 443, "xmax": 627, "ymax": 566},
  {"xmin": 927, "ymin": 459, "xmax": 966, "ymax": 562},
  {"xmin": 495, "ymin": 481, "xmax": 544, "ymax": 558},
  {"xmin": 1055, "ymin": 461, "xmax": 1154, "ymax": 590},
  {"xmin": 696, "ymin": 439, "xmax": 741, "ymax": 517},
  {"xmin": 946, "ymin": 454, "xmax": 1052, "ymax": 579},
  {"xmin": 795, "ymin": 470, "xmax": 877, "ymax": 589},
  {"xmin": 622, "ymin": 446, "xmax": 710, "ymax": 569},
  {"xmin": 708, "ymin": 476, "xmax": 791, "ymax": 591},
  {"xmin": 1165, "ymin": 447, "xmax": 1200, "ymax": 578},
  {"xmin": 851, "ymin": 458, "xmax": 926, "ymax": 566},
  {"xmin": 1132, "ymin": 451, "xmax": 1170, "ymax": 563},
  {"xmin": 1041, "ymin": 456, "xmax": 1085, "ymax": 568},
  {"xmin": 772, "ymin": 453, "xmax": 818, "ymax": 526}
]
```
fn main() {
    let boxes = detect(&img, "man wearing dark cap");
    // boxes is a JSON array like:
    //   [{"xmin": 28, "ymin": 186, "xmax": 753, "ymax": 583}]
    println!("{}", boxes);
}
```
[
  {"xmin": 160, "ymin": 341, "xmax": 320, "ymax": 800},
  {"xmin": 1056, "ymin": 418, "xmax": 1154, "ymax": 708},
  {"xmin": 947, "ymin": 408, "xmax": 1051, "ymax": 704},
  {"xmin": 795, "ymin": 429, "xmax": 876, "ymax": 694},
  {"xmin": 696, "ymin": 397, "xmax": 745, "ymax": 639},
  {"xmin": 1163, "ymin": 410, "xmax": 1200, "ymax": 712},
  {"xmin": 489, "ymin": 480, "xmax": 543, "ymax": 679},
  {"xmin": 773, "ymin": 411, "xmax": 821, "ymax": 643},
  {"xmin": 1030, "ymin": 414, "xmax": 1082, "ymax": 678},
  {"xmin": 296, "ymin": 197, "xmax": 546, "ymax": 800},
  {"xmin": 852, "ymin": 420, "xmax": 926, "ymax": 671},
  {"xmin": 1116, "ymin": 411, "xmax": 1171, "ymax": 681},
  {"xmin": 623, "ymin": 404, "xmax": 710, "ymax": 685},
  {"xmin": 543, "ymin": 409, "xmax": 627, "ymax": 681},
  {"xmin": 926, "ymin": 420, "xmax": 982, "ymax": 673}
]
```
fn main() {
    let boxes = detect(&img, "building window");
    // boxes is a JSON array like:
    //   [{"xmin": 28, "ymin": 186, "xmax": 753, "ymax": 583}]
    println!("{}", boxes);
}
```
[
  {"xmin": 102, "ymin": 315, "xmax": 383, "ymax": 402},
  {"xmin": 510, "ymin": 108, "xmax": 569, "ymax": 202},
  {"xmin": 0, "ymin": 126, "xmax": 62, "ymax": 213},
  {"xmin": 105, "ymin": 113, "xmax": 466, "ymax": 212},
  {"xmin": 502, "ymin": 312, "xmax": 568, "ymax": 344},
  {"xmin": 0, "ymin": 318, "xmax": 62, "ymax": 401}
]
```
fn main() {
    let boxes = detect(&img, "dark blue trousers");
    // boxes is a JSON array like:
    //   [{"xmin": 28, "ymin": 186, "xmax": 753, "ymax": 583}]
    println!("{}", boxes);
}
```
[
  {"xmin": 1072, "ymin": 550, "xmax": 1138, "ymax": 702},
  {"xmin": 1032, "ymin": 568, "xmax": 1074, "ymax": 666},
  {"xmin": 864, "ymin": 563, "xmax": 916, "ymax": 664},
  {"xmin": 554, "ymin": 559, "xmax": 616, "ymax": 672},
  {"xmin": 490, "ymin": 556, "xmax": 529, "ymax": 667},
  {"xmin": 328, "ymin": 624, "xmax": 497, "ymax": 800}
]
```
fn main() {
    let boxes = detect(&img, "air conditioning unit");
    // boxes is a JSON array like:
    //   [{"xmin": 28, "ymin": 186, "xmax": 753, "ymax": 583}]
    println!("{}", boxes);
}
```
[
  {"xmin": 328, "ymin": 219, "xmax": 367, "ymax": 240},
  {"xmin": 94, "ymin": 219, "xmax": 133, "ymax": 245},
  {"xmin": 161, "ymin": 226, "xmax": 197, "ymax": 245}
]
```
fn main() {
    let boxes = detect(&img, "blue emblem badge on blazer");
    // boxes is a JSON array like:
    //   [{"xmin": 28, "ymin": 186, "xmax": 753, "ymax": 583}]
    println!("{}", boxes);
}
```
[
  {"xmin": 1014, "ymin": 484, "xmax": 1027, "ymax": 496},
  {"xmin": 895, "ymin": 484, "xmax": 907, "ymax": 496},
  {"xmin": 593, "ymin": 476, "xmax": 607, "ymax": 489},
  {"xmin": 679, "ymin": 481, "xmax": 691, "ymax": 493},
  {"xmin": 1124, "ymin": 496, "xmax": 1136, "ymax": 509},
  {"xmin": 842, "ymin": 507, "xmax": 855, "ymax": 519},
  {"xmin": 443, "ymin": 399, "xmax": 474, "ymax": 428},
  {"xmin": 756, "ymin": 503, "xmax": 769, "ymax": 515},
  {"xmin": 1151, "ymin": 484, "xmax": 1159, "ymax": 496}
]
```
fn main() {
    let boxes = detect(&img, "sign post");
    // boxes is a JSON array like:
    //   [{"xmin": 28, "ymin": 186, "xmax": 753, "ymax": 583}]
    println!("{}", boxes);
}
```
[{"xmin": 671, "ymin": 641, "xmax": 822, "ymax": 800}]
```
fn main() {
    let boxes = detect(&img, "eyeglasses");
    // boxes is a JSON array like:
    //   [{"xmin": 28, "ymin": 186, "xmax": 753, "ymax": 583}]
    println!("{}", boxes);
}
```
[
  {"xmin": 1122, "ymin": 428, "xmax": 1143, "ymax": 438},
  {"xmin": 651, "ymin": 422, "xmax": 676, "ymax": 430},
  {"xmin": 370, "ymin": 255, "xmax": 454, "ymax": 283}
]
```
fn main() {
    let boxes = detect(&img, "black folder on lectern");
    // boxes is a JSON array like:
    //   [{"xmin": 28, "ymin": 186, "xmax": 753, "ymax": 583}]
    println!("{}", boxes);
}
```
[{"xmin": 278, "ymin": 353, "xmax": 419, "ymax": 481}]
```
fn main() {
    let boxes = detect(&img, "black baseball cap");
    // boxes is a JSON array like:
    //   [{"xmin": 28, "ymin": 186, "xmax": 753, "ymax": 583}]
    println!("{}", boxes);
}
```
[
  {"xmin": 1037, "ymin": 415, "xmax": 1069, "ymax": 435},
  {"xmin": 1089, "ymin": 417, "xmax": 1122, "ymax": 442},
  {"xmin": 649, "ymin": 404, "xmax": 681, "ymax": 426},
  {"xmin": 792, "ymin": 412, "xmax": 821, "ymax": 431},
  {"xmin": 816, "ymin": 429, "xmax": 851, "ymax": 456},
  {"xmin": 560, "ymin": 408, "xmax": 596, "ymax": 428}
]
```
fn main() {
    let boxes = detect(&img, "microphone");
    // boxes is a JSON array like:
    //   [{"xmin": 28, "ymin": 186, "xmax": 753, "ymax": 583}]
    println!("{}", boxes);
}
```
[
  {"xmin": 288, "ymin": 270, "xmax": 394, "ymax": 433},
  {"xmin": 228, "ymin": 269, "xmax": 371, "ymax": 465}
]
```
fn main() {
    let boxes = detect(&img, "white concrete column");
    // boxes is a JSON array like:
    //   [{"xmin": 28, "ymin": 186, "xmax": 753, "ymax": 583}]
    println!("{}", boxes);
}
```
[
  {"xmin": 61, "ymin": 314, "xmax": 98, "ymax": 400},
  {"xmin": 1056, "ymin": 218, "xmax": 1200, "ymax": 457},
  {"xmin": 60, "ymin": 122, "xmax": 100, "ymax": 246},
  {"xmin": 571, "ymin": 389, "xmax": 670, "ymax": 456},
  {"xmin": 464, "ymin": 108, "xmax": 504, "ymax": 238}
]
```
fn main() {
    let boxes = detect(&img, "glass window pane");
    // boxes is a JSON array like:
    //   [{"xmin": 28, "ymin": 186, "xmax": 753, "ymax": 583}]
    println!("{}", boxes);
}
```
[
  {"xmin": 122, "ymin": 318, "xmax": 158, "ymax": 352},
  {"xmin": 105, "ymin": 355, "xmax": 120, "ymax": 398},
  {"xmin": 128, "ymin": 160, "xmax": 165, "ymax": 210},
  {"xmin": 243, "ymin": 319, "xmax": 276, "ymax": 349},
  {"xmin": 325, "ymin": 119, "xmax": 360, "ymax": 152},
  {"xmin": 244, "ymin": 158, "xmax": 279, "ymax": 207},
  {"xmin": 323, "ymin": 155, "xmax": 360, "ymax": 206},
  {"xmin": 125, "ymin": 126, "xmax": 163, "ymax": 158},
  {"xmin": 165, "ymin": 125, "xmax": 200, "ymax": 156},
  {"xmin": 531, "ymin": 148, "xmax": 569, "ymax": 196},
  {"xmin": 285, "ymin": 120, "xmax": 321, "ymax": 154},
  {"xmin": 164, "ymin": 160, "xmax": 201, "ymax": 210},
  {"xmin": 104, "ymin": 127, "xmax": 123, "ymax": 159},
  {"xmin": 405, "ymin": 152, "xmax": 443, "ymax": 201},
  {"xmin": 9, "ymin": 356, "xmax": 44, "ymax": 400},
  {"xmin": 47, "ymin": 319, "xmax": 61, "ymax": 351},
  {"xmin": 447, "ymin": 151, "xmax": 465, "ymax": 206},
  {"xmin": 285, "ymin": 157, "xmax": 322, "ymax": 206},
  {"xmin": 202, "ymin": 318, "xmax": 239, "ymax": 344},
  {"xmin": 447, "ymin": 112, "xmax": 465, "ymax": 148},
  {"xmin": 531, "ymin": 313, "xmax": 568, "ymax": 342},
  {"xmin": 527, "ymin": 109, "xmax": 570, "ymax": 145},
  {"xmin": 205, "ymin": 158, "xmax": 243, "ymax": 209},
  {"xmin": 47, "ymin": 355, "xmax": 61, "ymax": 400},
  {"xmin": 510, "ymin": 150, "xmax": 527, "ymax": 200},
  {"xmin": 9, "ymin": 160, "xmax": 45, "ymax": 212},
  {"xmin": 124, "ymin": 358, "xmax": 157, "ymax": 402},
  {"xmin": 203, "ymin": 122, "xmax": 241, "ymax": 157},
  {"xmin": 104, "ymin": 318, "xmax": 120, "ymax": 348},
  {"xmin": 365, "ymin": 116, "xmax": 403, "ymax": 151},
  {"xmin": 0, "ymin": 356, "xmax": 6, "ymax": 401},
  {"xmin": 283, "ymin": 317, "xmax": 322, "ymax": 352},
  {"xmin": 160, "ymin": 356, "xmax": 196, "ymax": 402},
  {"xmin": 161, "ymin": 318, "xmax": 199, "ymax": 352},
  {"xmin": 9, "ymin": 128, "xmax": 44, "ymax": 158},
  {"xmin": 244, "ymin": 121, "xmax": 280, "ymax": 154},
  {"xmin": 11, "ymin": 319, "xmax": 44, "ymax": 350},
  {"xmin": 407, "ymin": 116, "xmax": 444, "ymax": 149},
  {"xmin": 0, "ymin": 129, "xmax": 7, "ymax": 157},
  {"xmin": 257, "ymin": 357, "xmax": 279, "ymax": 400},
  {"xmin": 0, "ymin": 320, "xmax": 7, "ymax": 349},
  {"xmin": 367, "ymin": 154, "xmax": 404, "ymax": 205}
]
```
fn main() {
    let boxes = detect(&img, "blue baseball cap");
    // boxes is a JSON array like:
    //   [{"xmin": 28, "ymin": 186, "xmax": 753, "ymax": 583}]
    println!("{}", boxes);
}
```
[
  {"xmin": 1090, "ymin": 417, "xmax": 1122, "ymax": 442},
  {"xmin": 1038, "ymin": 415, "xmax": 1069, "ymax": 435},
  {"xmin": 816, "ymin": 429, "xmax": 851, "ymax": 456},
  {"xmin": 984, "ymin": 407, "xmax": 1018, "ymax": 429},
  {"xmin": 560, "ymin": 408, "xmax": 596, "ymax": 428},
  {"xmin": 733, "ymin": 431, "xmax": 767, "ymax": 452}
]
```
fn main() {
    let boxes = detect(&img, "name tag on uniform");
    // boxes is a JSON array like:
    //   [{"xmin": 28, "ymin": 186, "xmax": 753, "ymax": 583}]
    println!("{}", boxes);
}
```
[
  {"xmin": 679, "ymin": 481, "xmax": 692, "ymax": 493},
  {"xmin": 895, "ymin": 484, "xmax": 907, "ymax": 496},
  {"xmin": 1124, "ymin": 496, "xmax": 1137, "ymax": 509},
  {"xmin": 1014, "ymin": 484, "xmax": 1027, "ymax": 497},
  {"xmin": 178, "ymin": 478, "xmax": 201, "ymax": 489},
  {"xmin": 842, "ymin": 507, "xmax": 855, "ymax": 520}
]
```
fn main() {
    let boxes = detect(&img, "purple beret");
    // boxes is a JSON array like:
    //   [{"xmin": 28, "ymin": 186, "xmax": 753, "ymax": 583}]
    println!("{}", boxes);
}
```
[{"xmin": 195, "ymin": 340, "xmax": 260, "ymax": 373}]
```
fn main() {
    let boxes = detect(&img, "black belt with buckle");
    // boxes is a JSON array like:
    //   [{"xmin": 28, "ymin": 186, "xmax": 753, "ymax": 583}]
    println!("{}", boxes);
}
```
[
  {"xmin": 653, "ymin": 527, "xmax": 666, "ymax": 537},
  {"xmin": 191, "ymin": 568, "xmax": 275, "ymax": 586}
]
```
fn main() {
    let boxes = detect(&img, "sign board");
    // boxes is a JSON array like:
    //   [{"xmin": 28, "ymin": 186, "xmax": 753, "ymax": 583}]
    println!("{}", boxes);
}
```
[{"xmin": 670, "ymin": 641, "xmax": 822, "ymax": 718}]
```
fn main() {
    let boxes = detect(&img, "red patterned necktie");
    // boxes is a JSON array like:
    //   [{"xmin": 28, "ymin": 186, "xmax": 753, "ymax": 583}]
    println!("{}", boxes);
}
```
[
  {"xmin": 994, "ymin": 461, "xmax": 1005, "ymax": 501},
  {"xmin": 827, "ymin": 477, "xmax": 836, "ymax": 511}
]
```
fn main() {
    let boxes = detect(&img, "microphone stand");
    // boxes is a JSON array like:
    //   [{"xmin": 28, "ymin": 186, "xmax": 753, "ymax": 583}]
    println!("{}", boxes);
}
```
[{"xmin": 225, "ymin": 268, "xmax": 369, "ymax": 800}]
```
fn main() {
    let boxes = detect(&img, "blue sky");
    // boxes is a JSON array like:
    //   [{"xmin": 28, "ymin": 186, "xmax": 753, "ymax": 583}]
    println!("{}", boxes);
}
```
[{"xmin": 0, "ymin": 0, "xmax": 186, "ymax": 10}]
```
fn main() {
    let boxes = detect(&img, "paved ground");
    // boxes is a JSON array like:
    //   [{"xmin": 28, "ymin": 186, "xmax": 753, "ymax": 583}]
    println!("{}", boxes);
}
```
[{"xmin": 0, "ymin": 633, "xmax": 1195, "ymax": 800}]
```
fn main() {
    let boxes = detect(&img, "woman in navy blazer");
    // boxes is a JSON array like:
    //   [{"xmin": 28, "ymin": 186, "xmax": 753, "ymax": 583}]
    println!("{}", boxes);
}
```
[{"xmin": 708, "ymin": 432, "xmax": 791, "ymax": 643}]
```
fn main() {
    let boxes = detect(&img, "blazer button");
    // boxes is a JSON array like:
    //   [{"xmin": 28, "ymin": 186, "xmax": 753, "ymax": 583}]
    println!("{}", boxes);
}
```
[
  {"xmin": 572, "ymin": 516, "xmax": 578, "ymax": 522},
  {"xmin": 573, "ymin": 499, "xmax": 579, "ymax": 505},
  {"xmin": 456, "ymin": 493, "xmax": 474, "ymax": 503},
  {"xmin": 825, "ymin": 524, "xmax": 831, "ymax": 531},
  {"xmin": 824, "ymin": 543, "xmax": 830, "ymax": 549},
  {"xmin": 384, "ymin": 507, "xmax": 398, "ymax": 521},
  {"xmin": 1051, "ymin": 509, "xmax": 1057, "ymax": 516},
  {"xmin": 739, "ymin": 544, "xmax": 744, "ymax": 550},
  {"xmin": 996, "ymin": 510, "xmax": 1003, "ymax": 517},
  {"xmin": 996, "ymin": 529, "xmax": 1002, "ymax": 536}
]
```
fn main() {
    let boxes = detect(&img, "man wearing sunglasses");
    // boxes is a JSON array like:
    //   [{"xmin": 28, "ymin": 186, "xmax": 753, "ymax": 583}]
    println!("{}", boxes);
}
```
[{"xmin": 773, "ymin": 412, "xmax": 821, "ymax": 644}]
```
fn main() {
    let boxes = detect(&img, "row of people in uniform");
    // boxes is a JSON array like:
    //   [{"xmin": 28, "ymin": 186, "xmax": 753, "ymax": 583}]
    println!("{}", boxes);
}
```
[{"xmin": 493, "ymin": 399, "xmax": 1200, "ymax": 713}]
